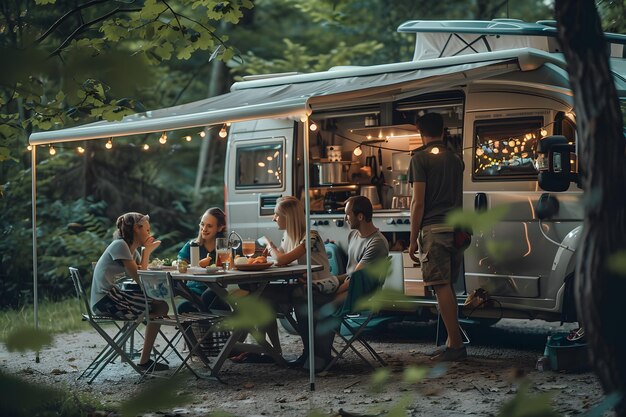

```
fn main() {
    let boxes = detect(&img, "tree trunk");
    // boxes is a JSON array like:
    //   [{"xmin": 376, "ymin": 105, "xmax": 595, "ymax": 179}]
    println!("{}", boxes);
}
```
[{"xmin": 555, "ymin": 1, "xmax": 626, "ymax": 414}]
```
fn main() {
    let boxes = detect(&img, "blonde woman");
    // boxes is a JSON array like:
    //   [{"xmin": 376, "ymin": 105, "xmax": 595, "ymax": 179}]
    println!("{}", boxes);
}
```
[{"xmin": 260, "ymin": 196, "xmax": 338, "ymax": 369}]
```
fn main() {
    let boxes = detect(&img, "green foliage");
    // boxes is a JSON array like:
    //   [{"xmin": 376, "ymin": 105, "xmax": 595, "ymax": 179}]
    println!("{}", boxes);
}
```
[
  {"xmin": 0, "ymin": 369, "xmax": 111, "ymax": 417},
  {"xmin": 3, "ymin": 326, "xmax": 53, "ymax": 352},
  {"xmin": 496, "ymin": 382, "xmax": 561, "ymax": 417},
  {"xmin": 356, "ymin": 288, "xmax": 414, "ymax": 313},
  {"xmin": 218, "ymin": 294, "xmax": 275, "ymax": 331},
  {"xmin": 0, "ymin": 298, "xmax": 88, "ymax": 342},
  {"xmin": 119, "ymin": 375, "xmax": 192, "ymax": 417},
  {"xmin": 445, "ymin": 205, "xmax": 510, "ymax": 233},
  {"xmin": 369, "ymin": 367, "xmax": 392, "ymax": 393},
  {"xmin": 607, "ymin": 249, "xmax": 626, "ymax": 276}
]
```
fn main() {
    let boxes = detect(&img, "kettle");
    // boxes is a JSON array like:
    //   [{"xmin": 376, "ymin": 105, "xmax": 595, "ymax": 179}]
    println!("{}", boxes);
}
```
[{"xmin": 360, "ymin": 185, "xmax": 380, "ymax": 206}]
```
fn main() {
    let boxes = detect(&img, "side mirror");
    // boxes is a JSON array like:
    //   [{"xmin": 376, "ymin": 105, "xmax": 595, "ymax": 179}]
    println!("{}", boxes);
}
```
[{"xmin": 536, "ymin": 135, "xmax": 579, "ymax": 192}]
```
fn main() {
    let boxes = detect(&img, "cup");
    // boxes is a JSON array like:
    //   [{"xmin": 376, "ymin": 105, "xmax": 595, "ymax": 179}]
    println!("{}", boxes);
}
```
[
  {"xmin": 216, "ymin": 238, "xmax": 232, "ymax": 270},
  {"xmin": 242, "ymin": 239, "xmax": 256, "ymax": 258}
]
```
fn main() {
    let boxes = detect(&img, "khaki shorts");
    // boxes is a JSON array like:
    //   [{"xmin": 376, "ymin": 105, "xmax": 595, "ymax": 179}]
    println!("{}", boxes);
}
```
[{"xmin": 420, "ymin": 224, "xmax": 463, "ymax": 287}]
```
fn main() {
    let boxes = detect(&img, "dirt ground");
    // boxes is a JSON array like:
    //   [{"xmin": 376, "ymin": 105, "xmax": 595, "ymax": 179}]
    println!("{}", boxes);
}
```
[{"xmin": 0, "ymin": 319, "xmax": 609, "ymax": 417}]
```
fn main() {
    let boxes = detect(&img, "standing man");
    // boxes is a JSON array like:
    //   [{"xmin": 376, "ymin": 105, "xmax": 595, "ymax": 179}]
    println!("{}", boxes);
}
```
[{"xmin": 408, "ymin": 112, "xmax": 466, "ymax": 362}]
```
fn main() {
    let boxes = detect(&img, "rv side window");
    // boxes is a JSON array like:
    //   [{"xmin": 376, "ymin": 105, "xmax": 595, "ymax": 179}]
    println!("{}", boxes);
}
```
[
  {"xmin": 235, "ymin": 141, "xmax": 284, "ymax": 189},
  {"xmin": 473, "ymin": 117, "xmax": 543, "ymax": 180}
]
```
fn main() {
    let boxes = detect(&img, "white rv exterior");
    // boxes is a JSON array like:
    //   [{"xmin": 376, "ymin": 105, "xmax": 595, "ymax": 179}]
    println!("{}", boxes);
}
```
[{"xmin": 225, "ymin": 19, "xmax": 626, "ymax": 322}]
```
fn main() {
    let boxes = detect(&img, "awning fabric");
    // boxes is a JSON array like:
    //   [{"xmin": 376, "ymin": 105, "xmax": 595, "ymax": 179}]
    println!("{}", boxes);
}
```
[{"xmin": 29, "ymin": 49, "xmax": 554, "ymax": 145}]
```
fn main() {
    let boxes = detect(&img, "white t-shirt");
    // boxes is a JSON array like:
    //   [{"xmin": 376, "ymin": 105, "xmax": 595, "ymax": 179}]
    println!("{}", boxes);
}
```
[
  {"xmin": 90, "ymin": 239, "xmax": 137, "ymax": 309},
  {"xmin": 284, "ymin": 230, "xmax": 338, "ymax": 294}
]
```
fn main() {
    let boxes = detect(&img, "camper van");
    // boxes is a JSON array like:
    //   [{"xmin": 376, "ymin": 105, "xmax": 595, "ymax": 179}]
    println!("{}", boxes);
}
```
[{"xmin": 225, "ymin": 19, "xmax": 626, "ymax": 323}]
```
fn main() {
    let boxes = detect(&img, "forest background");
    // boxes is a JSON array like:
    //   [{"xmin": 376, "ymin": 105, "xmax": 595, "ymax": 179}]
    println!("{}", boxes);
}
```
[{"xmin": 1, "ymin": 0, "xmax": 624, "ymax": 309}]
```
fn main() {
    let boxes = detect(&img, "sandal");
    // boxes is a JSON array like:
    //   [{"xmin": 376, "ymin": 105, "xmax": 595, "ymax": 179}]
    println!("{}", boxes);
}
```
[{"xmin": 566, "ymin": 327, "xmax": 585, "ymax": 342}]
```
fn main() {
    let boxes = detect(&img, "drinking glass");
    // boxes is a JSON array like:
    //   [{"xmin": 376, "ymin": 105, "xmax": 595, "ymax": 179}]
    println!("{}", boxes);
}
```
[
  {"xmin": 216, "ymin": 238, "xmax": 232, "ymax": 270},
  {"xmin": 242, "ymin": 239, "xmax": 256, "ymax": 258}
]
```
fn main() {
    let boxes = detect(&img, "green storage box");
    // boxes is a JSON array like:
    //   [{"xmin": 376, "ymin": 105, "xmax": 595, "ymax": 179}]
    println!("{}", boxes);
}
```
[{"xmin": 546, "ymin": 333, "xmax": 589, "ymax": 372}]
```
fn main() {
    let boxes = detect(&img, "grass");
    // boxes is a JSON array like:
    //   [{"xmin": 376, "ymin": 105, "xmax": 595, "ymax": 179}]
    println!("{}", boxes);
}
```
[{"xmin": 0, "ymin": 298, "xmax": 89, "ymax": 342}]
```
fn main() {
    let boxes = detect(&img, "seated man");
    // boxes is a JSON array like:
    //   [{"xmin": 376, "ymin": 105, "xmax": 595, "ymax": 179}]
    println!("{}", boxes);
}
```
[{"xmin": 293, "ymin": 195, "xmax": 389, "ymax": 372}]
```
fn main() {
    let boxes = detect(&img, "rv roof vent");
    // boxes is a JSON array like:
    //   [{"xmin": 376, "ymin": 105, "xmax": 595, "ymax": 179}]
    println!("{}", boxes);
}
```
[{"xmin": 242, "ymin": 72, "xmax": 300, "ymax": 81}]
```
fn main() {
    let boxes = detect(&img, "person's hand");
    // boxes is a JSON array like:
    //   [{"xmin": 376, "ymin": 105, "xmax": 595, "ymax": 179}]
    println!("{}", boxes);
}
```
[
  {"xmin": 408, "ymin": 240, "xmax": 420, "ymax": 263},
  {"xmin": 199, "ymin": 256, "xmax": 212, "ymax": 268},
  {"xmin": 143, "ymin": 236, "xmax": 161, "ymax": 254}
]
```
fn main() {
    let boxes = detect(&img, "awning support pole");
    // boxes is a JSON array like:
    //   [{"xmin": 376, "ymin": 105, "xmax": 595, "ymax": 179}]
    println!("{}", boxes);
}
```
[
  {"xmin": 302, "ymin": 115, "xmax": 315, "ymax": 390},
  {"xmin": 31, "ymin": 145, "xmax": 40, "ymax": 363}
]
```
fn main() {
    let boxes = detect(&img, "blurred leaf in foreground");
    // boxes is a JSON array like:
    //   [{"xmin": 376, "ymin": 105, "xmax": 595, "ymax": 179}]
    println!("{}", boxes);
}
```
[
  {"xmin": 496, "ymin": 382, "xmax": 561, "ymax": 417},
  {"xmin": 356, "ymin": 288, "xmax": 414, "ymax": 313},
  {"xmin": 4, "ymin": 326, "xmax": 53, "ymax": 352},
  {"xmin": 0, "ymin": 370, "xmax": 63, "ymax": 417},
  {"xmin": 446, "ymin": 205, "xmax": 510, "ymax": 232},
  {"xmin": 120, "ymin": 374, "xmax": 192, "ymax": 417},
  {"xmin": 218, "ymin": 295, "xmax": 275, "ymax": 331},
  {"xmin": 403, "ymin": 365, "xmax": 428, "ymax": 384},
  {"xmin": 369, "ymin": 367, "xmax": 391, "ymax": 393},
  {"xmin": 607, "ymin": 249, "xmax": 626, "ymax": 276},
  {"xmin": 385, "ymin": 394, "xmax": 413, "ymax": 417}
]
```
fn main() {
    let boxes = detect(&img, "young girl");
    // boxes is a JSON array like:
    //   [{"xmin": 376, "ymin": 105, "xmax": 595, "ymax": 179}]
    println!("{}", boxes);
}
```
[
  {"xmin": 90, "ymin": 212, "xmax": 169, "ymax": 372},
  {"xmin": 261, "ymin": 196, "xmax": 338, "ymax": 367},
  {"xmin": 177, "ymin": 208, "xmax": 227, "ymax": 313}
]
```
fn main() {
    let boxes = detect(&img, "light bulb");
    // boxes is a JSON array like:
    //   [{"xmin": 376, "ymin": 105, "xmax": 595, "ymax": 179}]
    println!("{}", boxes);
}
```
[
  {"xmin": 77, "ymin": 146, "xmax": 85, "ymax": 154},
  {"xmin": 49, "ymin": 146, "xmax": 56, "ymax": 155},
  {"xmin": 105, "ymin": 139, "xmax": 113, "ymax": 149},
  {"xmin": 219, "ymin": 127, "xmax": 228, "ymax": 138},
  {"xmin": 143, "ymin": 143, "xmax": 150, "ymax": 150},
  {"xmin": 258, "ymin": 162, "xmax": 266, "ymax": 167},
  {"xmin": 309, "ymin": 122, "xmax": 317, "ymax": 131},
  {"xmin": 184, "ymin": 135, "xmax": 192, "ymax": 142},
  {"xmin": 159, "ymin": 133, "xmax": 167, "ymax": 144},
  {"xmin": 27, "ymin": 145, "xmax": 32, "ymax": 151},
  {"xmin": 353, "ymin": 146, "xmax": 363, "ymax": 156},
  {"xmin": 226, "ymin": 122, "xmax": 231, "ymax": 127},
  {"xmin": 199, "ymin": 130, "xmax": 206, "ymax": 138},
  {"xmin": 300, "ymin": 115, "xmax": 308, "ymax": 122},
  {"xmin": 540, "ymin": 128, "xmax": 548, "ymax": 137},
  {"xmin": 430, "ymin": 147, "xmax": 440, "ymax": 155}
]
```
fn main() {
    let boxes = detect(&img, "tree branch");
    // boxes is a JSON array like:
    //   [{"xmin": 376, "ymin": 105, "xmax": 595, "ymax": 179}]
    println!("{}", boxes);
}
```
[
  {"xmin": 50, "ymin": 7, "xmax": 142, "ymax": 57},
  {"xmin": 36, "ymin": 0, "xmax": 111, "ymax": 45}
]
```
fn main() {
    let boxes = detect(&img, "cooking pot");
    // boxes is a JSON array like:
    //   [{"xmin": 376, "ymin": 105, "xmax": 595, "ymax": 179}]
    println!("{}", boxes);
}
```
[
  {"xmin": 360, "ymin": 185, "xmax": 380, "ymax": 206},
  {"xmin": 315, "ymin": 162, "xmax": 348, "ymax": 184}
]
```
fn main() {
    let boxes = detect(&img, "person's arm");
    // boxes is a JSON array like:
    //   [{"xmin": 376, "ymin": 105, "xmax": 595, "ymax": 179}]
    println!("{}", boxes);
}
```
[
  {"xmin": 266, "ymin": 239, "xmax": 305, "ymax": 266},
  {"xmin": 409, "ymin": 181, "xmax": 426, "ymax": 263}
]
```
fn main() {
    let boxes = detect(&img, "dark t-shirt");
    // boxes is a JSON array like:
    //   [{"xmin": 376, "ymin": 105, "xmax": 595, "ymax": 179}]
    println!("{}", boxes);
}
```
[{"xmin": 407, "ymin": 141, "xmax": 464, "ymax": 227}]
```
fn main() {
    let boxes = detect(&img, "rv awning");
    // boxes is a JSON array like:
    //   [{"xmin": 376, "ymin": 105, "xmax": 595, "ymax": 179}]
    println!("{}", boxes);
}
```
[{"xmin": 29, "ymin": 49, "xmax": 554, "ymax": 145}]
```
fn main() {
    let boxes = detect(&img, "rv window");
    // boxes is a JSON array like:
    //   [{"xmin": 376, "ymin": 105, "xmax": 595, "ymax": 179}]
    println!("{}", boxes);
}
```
[
  {"xmin": 235, "ymin": 141, "xmax": 284, "ymax": 189},
  {"xmin": 473, "ymin": 117, "xmax": 543, "ymax": 180}
]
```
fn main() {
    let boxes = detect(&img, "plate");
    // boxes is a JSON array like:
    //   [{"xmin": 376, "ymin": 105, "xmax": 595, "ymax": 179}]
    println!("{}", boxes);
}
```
[
  {"xmin": 186, "ymin": 266, "xmax": 208, "ymax": 274},
  {"xmin": 235, "ymin": 262, "xmax": 274, "ymax": 271},
  {"xmin": 205, "ymin": 266, "xmax": 220, "ymax": 274}
]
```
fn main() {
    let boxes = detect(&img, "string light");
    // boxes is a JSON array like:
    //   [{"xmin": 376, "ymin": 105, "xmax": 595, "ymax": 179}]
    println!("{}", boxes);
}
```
[
  {"xmin": 105, "ymin": 139, "xmax": 113, "ymax": 149},
  {"xmin": 309, "ymin": 122, "xmax": 318, "ymax": 131},
  {"xmin": 199, "ymin": 130, "xmax": 206, "ymax": 138},
  {"xmin": 27, "ymin": 145, "xmax": 32, "ymax": 151},
  {"xmin": 159, "ymin": 132, "xmax": 168, "ymax": 144},
  {"xmin": 49, "ymin": 146, "xmax": 56, "ymax": 155},
  {"xmin": 184, "ymin": 135, "xmax": 192, "ymax": 142},
  {"xmin": 77, "ymin": 146, "xmax": 85, "ymax": 154},
  {"xmin": 219, "ymin": 125, "xmax": 228, "ymax": 138},
  {"xmin": 353, "ymin": 146, "xmax": 363, "ymax": 156},
  {"xmin": 143, "ymin": 143, "xmax": 150, "ymax": 151},
  {"xmin": 540, "ymin": 128, "xmax": 548, "ymax": 137}
]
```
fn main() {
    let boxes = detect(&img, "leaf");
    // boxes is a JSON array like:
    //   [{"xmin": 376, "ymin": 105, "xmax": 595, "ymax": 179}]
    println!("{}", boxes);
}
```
[
  {"xmin": 218, "ymin": 295, "xmax": 275, "ymax": 331},
  {"xmin": 0, "ymin": 370, "xmax": 65, "ymax": 416},
  {"xmin": 120, "ymin": 375, "xmax": 192, "ymax": 417},
  {"xmin": 496, "ymin": 382, "xmax": 561, "ymax": 417},
  {"xmin": 485, "ymin": 239, "xmax": 513, "ymax": 263},
  {"xmin": 369, "ymin": 367, "xmax": 391, "ymax": 393},
  {"xmin": 4, "ymin": 326, "xmax": 53, "ymax": 352},
  {"xmin": 385, "ymin": 394, "xmax": 413, "ymax": 417},
  {"xmin": 446, "ymin": 205, "xmax": 510, "ymax": 233},
  {"xmin": 35, "ymin": 0, "xmax": 55, "ymax": 4},
  {"xmin": 607, "ymin": 249, "xmax": 626, "ymax": 276},
  {"xmin": 356, "ymin": 288, "xmax": 414, "ymax": 313},
  {"xmin": 582, "ymin": 392, "xmax": 623, "ymax": 417},
  {"xmin": 402, "ymin": 365, "xmax": 428, "ymax": 384}
]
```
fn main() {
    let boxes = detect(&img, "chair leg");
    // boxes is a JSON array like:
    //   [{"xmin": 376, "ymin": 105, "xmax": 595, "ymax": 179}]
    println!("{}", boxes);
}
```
[{"xmin": 325, "ymin": 313, "xmax": 385, "ymax": 372}]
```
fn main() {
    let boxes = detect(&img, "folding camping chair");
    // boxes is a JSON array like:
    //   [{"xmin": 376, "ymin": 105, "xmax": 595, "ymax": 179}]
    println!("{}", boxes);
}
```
[
  {"xmin": 324, "ymin": 257, "xmax": 391, "ymax": 372},
  {"xmin": 69, "ymin": 267, "xmax": 144, "ymax": 383},
  {"xmin": 138, "ymin": 270, "xmax": 222, "ymax": 381}
]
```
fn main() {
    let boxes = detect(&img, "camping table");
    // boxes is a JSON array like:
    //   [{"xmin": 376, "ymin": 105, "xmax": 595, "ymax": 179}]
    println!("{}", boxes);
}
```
[{"xmin": 170, "ymin": 264, "xmax": 323, "ymax": 377}]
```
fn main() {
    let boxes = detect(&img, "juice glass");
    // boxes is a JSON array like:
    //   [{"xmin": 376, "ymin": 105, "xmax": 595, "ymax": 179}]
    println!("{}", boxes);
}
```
[
  {"xmin": 216, "ymin": 238, "xmax": 232, "ymax": 270},
  {"xmin": 242, "ymin": 240, "xmax": 256, "ymax": 258}
]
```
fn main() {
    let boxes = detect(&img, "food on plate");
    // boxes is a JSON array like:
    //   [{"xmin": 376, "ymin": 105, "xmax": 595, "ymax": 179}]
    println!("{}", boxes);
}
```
[
  {"xmin": 199, "ymin": 256, "xmax": 212, "ymax": 268},
  {"xmin": 234, "ymin": 257, "xmax": 249, "ymax": 266},
  {"xmin": 248, "ymin": 256, "xmax": 267, "ymax": 264},
  {"xmin": 148, "ymin": 258, "xmax": 164, "ymax": 269},
  {"xmin": 177, "ymin": 260, "xmax": 188, "ymax": 273}
]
